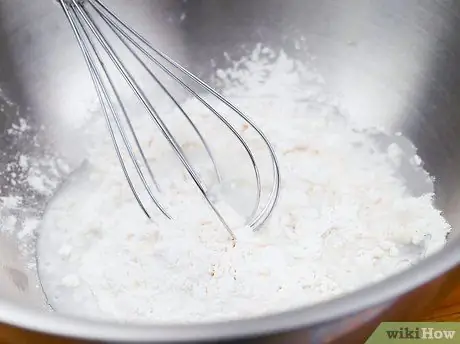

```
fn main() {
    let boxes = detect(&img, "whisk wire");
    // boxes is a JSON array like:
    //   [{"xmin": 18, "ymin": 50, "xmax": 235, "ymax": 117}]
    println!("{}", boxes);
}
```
[
  {"xmin": 88, "ymin": 0, "xmax": 264, "ymax": 224},
  {"xmin": 92, "ymin": 5, "xmax": 223, "ymax": 187},
  {"xmin": 59, "ymin": 2, "xmax": 158, "ymax": 218},
  {"xmin": 88, "ymin": 0, "xmax": 281, "ymax": 229},
  {"xmin": 60, "ymin": 1, "xmax": 170, "ymax": 219},
  {"xmin": 78, "ymin": 14, "xmax": 162, "ymax": 194}
]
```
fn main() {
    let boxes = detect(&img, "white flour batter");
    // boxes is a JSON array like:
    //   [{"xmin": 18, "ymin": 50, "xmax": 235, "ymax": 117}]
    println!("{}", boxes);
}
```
[{"xmin": 37, "ymin": 46, "xmax": 450, "ymax": 323}]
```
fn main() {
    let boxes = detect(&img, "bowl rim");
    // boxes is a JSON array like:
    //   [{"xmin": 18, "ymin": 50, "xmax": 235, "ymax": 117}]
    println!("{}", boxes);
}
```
[{"xmin": 0, "ymin": 236, "xmax": 458, "ymax": 342}]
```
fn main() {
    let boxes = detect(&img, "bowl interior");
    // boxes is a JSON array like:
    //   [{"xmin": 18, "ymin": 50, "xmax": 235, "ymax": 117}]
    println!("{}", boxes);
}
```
[{"xmin": 1, "ymin": 0, "xmax": 460, "ymax": 340}]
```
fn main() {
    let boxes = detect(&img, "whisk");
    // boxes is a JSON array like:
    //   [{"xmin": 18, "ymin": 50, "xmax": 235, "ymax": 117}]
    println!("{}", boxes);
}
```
[{"xmin": 58, "ymin": 0, "xmax": 280, "ymax": 240}]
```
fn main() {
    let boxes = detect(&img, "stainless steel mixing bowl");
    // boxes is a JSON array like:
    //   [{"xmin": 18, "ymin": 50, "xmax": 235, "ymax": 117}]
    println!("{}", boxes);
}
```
[{"xmin": 1, "ymin": 0, "xmax": 460, "ymax": 342}]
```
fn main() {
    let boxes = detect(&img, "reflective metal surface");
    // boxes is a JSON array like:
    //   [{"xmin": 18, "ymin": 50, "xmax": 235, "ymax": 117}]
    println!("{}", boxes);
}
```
[{"xmin": 1, "ymin": 0, "xmax": 460, "ymax": 342}]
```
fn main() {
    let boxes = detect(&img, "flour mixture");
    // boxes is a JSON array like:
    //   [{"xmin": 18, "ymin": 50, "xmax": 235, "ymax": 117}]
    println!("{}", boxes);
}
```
[{"xmin": 37, "ymin": 45, "xmax": 451, "ymax": 323}]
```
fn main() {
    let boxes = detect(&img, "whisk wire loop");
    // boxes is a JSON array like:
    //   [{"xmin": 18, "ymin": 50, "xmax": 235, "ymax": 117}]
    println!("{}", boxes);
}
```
[{"xmin": 88, "ymin": 1, "xmax": 264, "ymax": 223}]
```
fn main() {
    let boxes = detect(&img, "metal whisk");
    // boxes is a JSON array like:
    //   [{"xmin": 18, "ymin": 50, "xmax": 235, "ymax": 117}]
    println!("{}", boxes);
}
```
[{"xmin": 58, "ymin": 0, "xmax": 280, "ymax": 240}]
